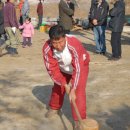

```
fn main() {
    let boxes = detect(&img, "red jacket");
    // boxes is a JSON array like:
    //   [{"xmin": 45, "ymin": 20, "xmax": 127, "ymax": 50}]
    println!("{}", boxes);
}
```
[
  {"xmin": 37, "ymin": 2, "xmax": 43, "ymax": 15},
  {"xmin": 42, "ymin": 36, "xmax": 90, "ymax": 89}
]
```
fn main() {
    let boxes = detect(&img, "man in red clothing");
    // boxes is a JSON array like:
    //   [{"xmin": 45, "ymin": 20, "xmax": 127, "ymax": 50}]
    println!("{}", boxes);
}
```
[
  {"xmin": 42, "ymin": 25, "xmax": 90, "ymax": 130},
  {"xmin": 37, "ymin": 0, "xmax": 44, "ymax": 29}
]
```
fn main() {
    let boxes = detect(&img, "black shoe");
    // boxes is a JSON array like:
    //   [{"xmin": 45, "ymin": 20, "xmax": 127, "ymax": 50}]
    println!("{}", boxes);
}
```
[
  {"xmin": 100, "ymin": 52, "xmax": 106, "ymax": 55},
  {"xmin": 9, "ymin": 48, "xmax": 19, "ymax": 57},
  {"xmin": 94, "ymin": 51, "xmax": 101, "ymax": 54},
  {"xmin": 108, "ymin": 56, "xmax": 121, "ymax": 61}
]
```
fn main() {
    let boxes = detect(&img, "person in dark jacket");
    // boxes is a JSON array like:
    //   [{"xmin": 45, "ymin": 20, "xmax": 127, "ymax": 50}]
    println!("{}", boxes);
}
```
[
  {"xmin": 89, "ymin": 0, "xmax": 109, "ymax": 55},
  {"xmin": 37, "ymin": 0, "xmax": 44, "ymax": 29},
  {"xmin": 59, "ymin": 0, "xmax": 74, "ymax": 34},
  {"xmin": 0, "ymin": 0, "xmax": 4, "ymax": 37},
  {"xmin": 108, "ymin": 0, "xmax": 125, "ymax": 60},
  {"xmin": 0, "ymin": 0, "xmax": 20, "ymax": 57}
]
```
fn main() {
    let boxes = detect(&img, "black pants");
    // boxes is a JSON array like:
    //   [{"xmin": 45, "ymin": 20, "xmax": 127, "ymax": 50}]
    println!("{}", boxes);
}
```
[
  {"xmin": 38, "ymin": 15, "xmax": 43, "ymax": 28},
  {"xmin": 111, "ymin": 32, "xmax": 122, "ymax": 58},
  {"xmin": 23, "ymin": 37, "xmax": 32, "ymax": 46}
]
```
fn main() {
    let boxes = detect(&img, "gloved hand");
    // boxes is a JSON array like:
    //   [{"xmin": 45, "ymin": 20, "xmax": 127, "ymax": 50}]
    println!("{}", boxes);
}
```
[{"xmin": 12, "ymin": 27, "xmax": 16, "ymax": 34}]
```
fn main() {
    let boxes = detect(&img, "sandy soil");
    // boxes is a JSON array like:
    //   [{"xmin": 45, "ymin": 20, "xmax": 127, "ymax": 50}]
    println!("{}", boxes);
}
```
[{"xmin": 0, "ymin": 2, "xmax": 130, "ymax": 130}]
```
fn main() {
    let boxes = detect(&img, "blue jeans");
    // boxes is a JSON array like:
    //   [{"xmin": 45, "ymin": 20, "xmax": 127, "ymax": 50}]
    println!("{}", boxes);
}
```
[{"xmin": 93, "ymin": 26, "xmax": 106, "ymax": 53}]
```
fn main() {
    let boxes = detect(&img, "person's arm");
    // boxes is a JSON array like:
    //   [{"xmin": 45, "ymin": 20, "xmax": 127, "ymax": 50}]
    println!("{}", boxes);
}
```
[
  {"xmin": 109, "ymin": 2, "xmax": 124, "ymax": 17},
  {"xmin": 98, "ymin": 3, "xmax": 109, "ymax": 22},
  {"xmin": 43, "ymin": 42, "xmax": 67, "ymax": 86},
  {"xmin": 31, "ymin": 24, "xmax": 34, "ymax": 35},
  {"xmin": 19, "ymin": 24, "xmax": 24, "ymax": 29}
]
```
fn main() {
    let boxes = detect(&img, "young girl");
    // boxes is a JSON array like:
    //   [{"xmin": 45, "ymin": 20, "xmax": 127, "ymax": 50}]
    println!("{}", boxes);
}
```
[{"xmin": 19, "ymin": 17, "xmax": 34, "ymax": 47}]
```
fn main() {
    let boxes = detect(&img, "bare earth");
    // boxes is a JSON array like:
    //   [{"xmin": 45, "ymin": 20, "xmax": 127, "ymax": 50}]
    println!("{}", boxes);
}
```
[{"xmin": 0, "ymin": 2, "xmax": 130, "ymax": 130}]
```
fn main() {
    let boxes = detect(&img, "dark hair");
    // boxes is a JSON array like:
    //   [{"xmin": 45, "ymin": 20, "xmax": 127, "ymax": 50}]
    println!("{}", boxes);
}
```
[
  {"xmin": 49, "ymin": 25, "xmax": 65, "ymax": 40},
  {"xmin": 26, "ymin": 17, "xmax": 31, "ymax": 22}
]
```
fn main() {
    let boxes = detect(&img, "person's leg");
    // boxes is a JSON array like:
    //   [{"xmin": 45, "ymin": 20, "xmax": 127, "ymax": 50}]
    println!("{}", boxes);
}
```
[
  {"xmin": 39, "ymin": 15, "xmax": 43, "ymax": 27},
  {"xmin": 71, "ymin": 64, "xmax": 89, "ymax": 121},
  {"xmin": 100, "ymin": 26, "xmax": 106, "ymax": 53},
  {"xmin": 46, "ymin": 73, "xmax": 71, "ymax": 118},
  {"xmin": 27, "ymin": 37, "xmax": 32, "ymax": 46},
  {"xmin": 71, "ymin": 63, "xmax": 89, "ymax": 130},
  {"xmin": 117, "ymin": 32, "xmax": 122, "ymax": 57},
  {"xmin": 111, "ymin": 32, "xmax": 120, "ymax": 58},
  {"xmin": 93, "ymin": 26, "xmax": 101, "ymax": 53},
  {"xmin": 22, "ymin": 37, "xmax": 27, "ymax": 47}
]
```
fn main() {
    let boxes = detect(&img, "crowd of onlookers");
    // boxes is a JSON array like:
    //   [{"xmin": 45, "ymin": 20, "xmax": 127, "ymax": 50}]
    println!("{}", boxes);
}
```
[
  {"xmin": 0, "ymin": 0, "xmax": 126, "ymax": 61},
  {"xmin": 89, "ymin": 0, "xmax": 125, "ymax": 61},
  {"xmin": 59, "ymin": 0, "xmax": 125, "ymax": 61},
  {"xmin": 0, "ymin": 0, "xmax": 44, "ymax": 57}
]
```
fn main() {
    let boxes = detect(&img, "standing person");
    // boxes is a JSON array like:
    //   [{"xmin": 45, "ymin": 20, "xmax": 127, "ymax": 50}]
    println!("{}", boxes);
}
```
[
  {"xmin": 42, "ymin": 25, "xmax": 90, "ymax": 130},
  {"xmin": 0, "ymin": 0, "xmax": 20, "ymax": 57},
  {"xmin": 108, "ymin": 0, "xmax": 125, "ymax": 60},
  {"xmin": 59, "ymin": 0, "xmax": 74, "ymax": 34},
  {"xmin": 19, "ymin": 17, "xmax": 34, "ymax": 48},
  {"xmin": 21, "ymin": 0, "xmax": 29, "ymax": 22},
  {"xmin": 18, "ymin": 0, "xmax": 24, "ymax": 25},
  {"xmin": 37, "ymin": 0, "xmax": 44, "ymax": 29},
  {"xmin": 0, "ymin": 0, "xmax": 5, "ymax": 37},
  {"xmin": 0, "ymin": 0, "xmax": 6, "ymax": 47},
  {"xmin": 89, "ymin": 0, "xmax": 109, "ymax": 55}
]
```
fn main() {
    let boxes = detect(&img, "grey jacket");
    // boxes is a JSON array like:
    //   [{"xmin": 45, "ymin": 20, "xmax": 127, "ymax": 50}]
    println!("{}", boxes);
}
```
[{"xmin": 59, "ymin": 0, "xmax": 74, "ymax": 30}]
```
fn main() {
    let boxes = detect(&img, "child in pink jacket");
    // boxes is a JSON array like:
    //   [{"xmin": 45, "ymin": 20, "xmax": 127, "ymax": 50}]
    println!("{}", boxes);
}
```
[{"xmin": 19, "ymin": 17, "xmax": 34, "ymax": 47}]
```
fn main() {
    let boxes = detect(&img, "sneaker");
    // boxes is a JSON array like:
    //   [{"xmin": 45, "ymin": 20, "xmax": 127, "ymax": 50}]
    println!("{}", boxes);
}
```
[{"xmin": 45, "ymin": 108, "xmax": 61, "ymax": 118}]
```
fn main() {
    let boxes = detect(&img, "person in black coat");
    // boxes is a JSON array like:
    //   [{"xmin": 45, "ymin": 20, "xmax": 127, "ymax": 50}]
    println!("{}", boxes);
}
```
[{"xmin": 108, "ymin": 0, "xmax": 125, "ymax": 60}]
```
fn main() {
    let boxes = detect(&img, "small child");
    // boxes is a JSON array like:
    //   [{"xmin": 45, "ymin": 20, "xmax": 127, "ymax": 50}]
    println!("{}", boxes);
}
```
[{"xmin": 19, "ymin": 17, "xmax": 34, "ymax": 48}]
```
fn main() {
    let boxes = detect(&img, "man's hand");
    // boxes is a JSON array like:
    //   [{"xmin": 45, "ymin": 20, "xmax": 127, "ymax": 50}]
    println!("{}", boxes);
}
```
[
  {"xmin": 92, "ymin": 19, "xmax": 98, "ymax": 25},
  {"xmin": 65, "ymin": 84, "xmax": 71, "ymax": 94},
  {"xmin": 69, "ymin": 88, "xmax": 76, "ymax": 101},
  {"xmin": 12, "ymin": 27, "xmax": 16, "ymax": 34},
  {"xmin": 65, "ymin": 84, "xmax": 76, "ymax": 101}
]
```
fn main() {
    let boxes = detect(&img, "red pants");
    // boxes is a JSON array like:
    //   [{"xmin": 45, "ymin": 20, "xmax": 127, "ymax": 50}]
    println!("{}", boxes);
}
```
[{"xmin": 49, "ymin": 64, "xmax": 89, "ymax": 121}]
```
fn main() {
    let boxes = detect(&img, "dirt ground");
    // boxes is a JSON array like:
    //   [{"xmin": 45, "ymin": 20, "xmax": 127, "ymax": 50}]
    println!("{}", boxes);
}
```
[{"xmin": 0, "ymin": 2, "xmax": 130, "ymax": 130}]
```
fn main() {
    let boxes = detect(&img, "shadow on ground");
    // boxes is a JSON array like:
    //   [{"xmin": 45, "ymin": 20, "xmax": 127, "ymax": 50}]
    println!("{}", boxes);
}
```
[
  {"xmin": 90, "ymin": 105, "xmax": 130, "ymax": 130},
  {"xmin": 32, "ymin": 85, "xmax": 73, "ymax": 123}
]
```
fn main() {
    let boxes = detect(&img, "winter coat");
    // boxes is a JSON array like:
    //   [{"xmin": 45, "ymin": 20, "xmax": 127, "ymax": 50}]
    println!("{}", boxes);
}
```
[
  {"xmin": 109, "ymin": 0, "xmax": 125, "ymax": 32},
  {"xmin": 59, "ymin": 0, "xmax": 74, "ymax": 30},
  {"xmin": 4, "ymin": 2, "xmax": 19, "ymax": 28},
  {"xmin": 89, "ymin": 0, "xmax": 109, "ymax": 26},
  {"xmin": 37, "ymin": 2, "xmax": 43, "ymax": 16},
  {"xmin": 21, "ymin": 0, "xmax": 29, "ymax": 16},
  {"xmin": 19, "ymin": 22, "xmax": 34, "ymax": 37},
  {"xmin": 0, "ymin": 2, "xmax": 4, "ymax": 35},
  {"xmin": 18, "ymin": 1, "xmax": 24, "ymax": 16},
  {"xmin": 43, "ymin": 35, "xmax": 90, "ymax": 89}
]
